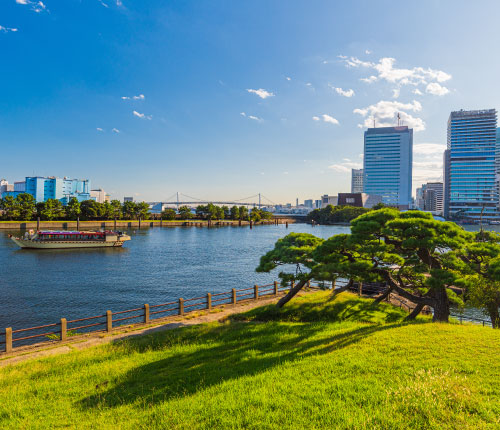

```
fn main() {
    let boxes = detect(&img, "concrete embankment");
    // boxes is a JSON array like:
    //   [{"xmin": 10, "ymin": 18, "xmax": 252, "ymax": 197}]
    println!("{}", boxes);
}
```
[{"xmin": 0, "ymin": 219, "xmax": 298, "ymax": 230}]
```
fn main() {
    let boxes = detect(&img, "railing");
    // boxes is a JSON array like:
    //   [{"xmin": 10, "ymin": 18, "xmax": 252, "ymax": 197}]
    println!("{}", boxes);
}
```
[{"xmin": 0, "ymin": 281, "xmax": 290, "ymax": 354}]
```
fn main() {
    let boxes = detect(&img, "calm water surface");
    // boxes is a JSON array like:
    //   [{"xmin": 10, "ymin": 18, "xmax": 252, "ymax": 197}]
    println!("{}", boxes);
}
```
[{"xmin": 0, "ymin": 224, "xmax": 347, "ymax": 330}]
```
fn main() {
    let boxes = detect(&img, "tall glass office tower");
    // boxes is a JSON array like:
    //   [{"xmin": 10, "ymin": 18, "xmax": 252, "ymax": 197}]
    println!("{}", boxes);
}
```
[
  {"xmin": 444, "ymin": 109, "xmax": 499, "ymax": 221},
  {"xmin": 363, "ymin": 126, "xmax": 413, "ymax": 209}
]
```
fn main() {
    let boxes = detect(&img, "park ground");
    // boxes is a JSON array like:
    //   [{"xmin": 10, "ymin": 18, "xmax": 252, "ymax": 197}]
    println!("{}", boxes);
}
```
[{"xmin": 0, "ymin": 291, "xmax": 499, "ymax": 429}]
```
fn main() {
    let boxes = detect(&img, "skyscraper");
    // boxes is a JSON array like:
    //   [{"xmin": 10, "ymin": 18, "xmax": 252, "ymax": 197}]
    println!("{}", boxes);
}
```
[
  {"xmin": 420, "ymin": 182, "xmax": 444, "ymax": 214},
  {"xmin": 445, "ymin": 109, "xmax": 499, "ymax": 221},
  {"xmin": 363, "ymin": 126, "xmax": 413, "ymax": 209},
  {"xmin": 351, "ymin": 168, "xmax": 364, "ymax": 193}
]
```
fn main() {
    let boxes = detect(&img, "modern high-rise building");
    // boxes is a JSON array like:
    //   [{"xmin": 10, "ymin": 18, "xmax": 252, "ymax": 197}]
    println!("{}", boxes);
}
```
[
  {"xmin": 351, "ymin": 168, "xmax": 364, "ymax": 193},
  {"xmin": 24, "ymin": 176, "xmax": 91, "ymax": 204},
  {"xmin": 363, "ymin": 126, "xmax": 413, "ymax": 209},
  {"xmin": 419, "ymin": 182, "xmax": 444, "ymax": 214},
  {"xmin": 444, "ymin": 109, "xmax": 499, "ymax": 221}
]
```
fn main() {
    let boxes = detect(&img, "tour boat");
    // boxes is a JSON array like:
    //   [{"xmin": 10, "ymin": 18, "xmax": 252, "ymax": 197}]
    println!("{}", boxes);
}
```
[{"xmin": 8, "ymin": 230, "xmax": 131, "ymax": 249}]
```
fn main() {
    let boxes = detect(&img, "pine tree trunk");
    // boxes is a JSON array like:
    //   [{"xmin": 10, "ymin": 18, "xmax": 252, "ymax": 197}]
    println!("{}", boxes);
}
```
[
  {"xmin": 487, "ymin": 302, "xmax": 500, "ymax": 329},
  {"xmin": 373, "ymin": 287, "xmax": 392, "ymax": 304},
  {"xmin": 405, "ymin": 303, "xmax": 424, "ymax": 321},
  {"xmin": 432, "ymin": 288, "xmax": 449, "ymax": 322},
  {"xmin": 277, "ymin": 279, "xmax": 307, "ymax": 308}
]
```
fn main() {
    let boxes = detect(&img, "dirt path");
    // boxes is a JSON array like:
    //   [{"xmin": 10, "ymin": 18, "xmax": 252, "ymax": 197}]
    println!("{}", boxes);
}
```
[{"xmin": 0, "ymin": 293, "xmax": 293, "ymax": 367}]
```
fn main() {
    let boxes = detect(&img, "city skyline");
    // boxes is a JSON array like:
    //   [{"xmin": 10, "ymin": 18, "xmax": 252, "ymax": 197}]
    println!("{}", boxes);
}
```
[{"xmin": 2, "ymin": 2, "xmax": 500, "ymax": 202}]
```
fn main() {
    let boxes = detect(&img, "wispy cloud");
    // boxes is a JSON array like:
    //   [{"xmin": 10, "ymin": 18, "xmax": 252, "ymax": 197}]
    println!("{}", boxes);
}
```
[
  {"xmin": 0, "ymin": 25, "xmax": 18, "ymax": 33},
  {"xmin": 247, "ymin": 88, "xmax": 274, "ymax": 99},
  {"xmin": 354, "ymin": 100, "xmax": 425, "ymax": 131},
  {"xmin": 96, "ymin": 127, "xmax": 104, "ymax": 132},
  {"xmin": 112, "ymin": 128, "xmax": 120, "ymax": 133},
  {"xmin": 329, "ymin": 84, "xmax": 355, "ymax": 97},
  {"xmin": 313, "ymin": 114, "xmax": 339, "ymax": 125},
  {"xmin": 122, "ymin": 94, "xmax": 145, "ymax": 100},
  {"xmin": 285, "ymin": 76, "xmax": 291, "ymax": 81},
  {"xmin": 97, "ymin": 0, "xmax": 109, "ymax": 7},
  {"xmin": 412, "ymin": 143, "xmax": 446, "ymax": 187},
  {"xmin": 328, "ymin": 159, "xmax": 362, "ymax": 173},
  {"xmin": 240, "ymin": 112, "xmax": 262, "ymax": 122},
  {"xmin": 133, "ymin": 110, "xmax": 152, "ymax": 120},
  {"xmin": 341, "ymin": 55, "xmax": 451, "ymax": 94},
  {"xmin": 16, "ymin": 0, "xmax": 48, "ymax": 13}
]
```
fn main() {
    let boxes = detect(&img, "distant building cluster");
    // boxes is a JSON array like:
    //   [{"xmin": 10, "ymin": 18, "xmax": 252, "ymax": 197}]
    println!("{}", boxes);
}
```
[{"xmin": 0, "ymin": 176, "xmax": 110, "ymax": 205}]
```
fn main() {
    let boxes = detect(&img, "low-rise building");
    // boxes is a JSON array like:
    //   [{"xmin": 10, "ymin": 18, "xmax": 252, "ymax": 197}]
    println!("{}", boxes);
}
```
[{"xmin": 337, "ymin": 193, "xmax": 383, "ymax": 208}]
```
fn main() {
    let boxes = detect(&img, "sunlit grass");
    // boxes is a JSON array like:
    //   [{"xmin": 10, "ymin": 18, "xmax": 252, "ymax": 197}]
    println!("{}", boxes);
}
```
[{"xmin": 0, "ymin": 292, "xmax": 498, "ymax": 429}]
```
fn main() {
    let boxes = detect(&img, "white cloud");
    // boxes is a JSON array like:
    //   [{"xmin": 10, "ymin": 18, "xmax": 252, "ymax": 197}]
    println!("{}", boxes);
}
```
[
  {"xmin": 98, "ymin": 0, "xmax": 109, "ymax": 7},
  {"xmin": 247, "ymin": 88, "xmax": 274, "ymax": 99},
  {"xmin": 96, "ymin": 127, "xmax": 104, "ymax": 132},
  {"xmin": 412, "ymin": 143, "xmax": 446, "ymax": 188},
  {"xmin": 413, "ymin": 89, "xmax": 423, "ymax": 95},
  {"xmin": 116, "ymin": 0, "xmax": 123, "ymax": 6},
  {"xmin": 133, "ymin": 110, "xmax": 152, "ymax": 120},
  {"xmin": 16, "ymin": 0, "xmax": 48, "ymax": 13},
  {"xmin": 360, "ymin": 76, "xmax": 377, "ymax": 84},
  {"xmin": 0, "ymin": 25, "xmax": 18, "ymax": 32},
  {"xmin": 240, "ymin": 112, "xmax": 262, "ymax": 122},
  {"xmin": 328, "ymin": 159, "xmax": 362, "ymax": 173},
  {"xmin": 413, "ymin": 143, "xmax": 446, "ymax": 155},
  {"xmin": 306, "ymin": 82, "xmax": 313, "ymax": 87},
  {"xmin": 122, "ymin": 94, "xmax": 145, "ymax": 100},
  {"xmin": 425, "ymin": 82, "xmax": 450, "ymax": 96},
  {"xmin": 322, "ymin": 114, "xmax": 339, "ymax": 125},
  {"xmin": 392, "ymin": 88, "xmax": 400, "ymax": 98},
  {"xmin": 340, "ymin": 55, "xmax": 452, "ymax": 90},
  {"xmin": 330, "ymin": 85, "xmax": 355, "ymax": 97},
  {"xmin": 365, "ymin": 49, "xmax": 372, "ymax": 54},
  {"xmin": 283, "ymin": 171, "xmax": 289, "ymax": 175},
  {"xmin": 354, "ymin": 100, "xmax": 425, "ymax": 131},
  {"xmin": 285, "ymin": 76, "xmax": 291, "ymax": 81},
  {"xmin": 312, "ymin": 116, "xmax": 320, "ymax": 121},
  {"xmin": 112, "ymin": 128, "xmax": 120, "ymax": 133}
]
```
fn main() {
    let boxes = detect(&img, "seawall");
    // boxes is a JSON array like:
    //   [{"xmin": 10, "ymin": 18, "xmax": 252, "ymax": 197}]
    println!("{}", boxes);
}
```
[{"xmin": 0, "ymin": 219, "xmax": 298, "ymax": 230}]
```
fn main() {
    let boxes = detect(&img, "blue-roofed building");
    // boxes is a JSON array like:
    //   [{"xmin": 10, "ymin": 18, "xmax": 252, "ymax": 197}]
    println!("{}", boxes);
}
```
[
  {"xmin": 363, "ymin": 126, "xmax": 413, "ymax": 209},
  {"xmin": 443, "ymin": 109, "xmax": 499, "ymax": 221}
]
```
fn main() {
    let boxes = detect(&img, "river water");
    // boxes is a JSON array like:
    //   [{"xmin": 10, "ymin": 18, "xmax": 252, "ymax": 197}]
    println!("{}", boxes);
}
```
[{"xmin": 0, "ymin": 223, "xmax": 492, "ymax": 332}]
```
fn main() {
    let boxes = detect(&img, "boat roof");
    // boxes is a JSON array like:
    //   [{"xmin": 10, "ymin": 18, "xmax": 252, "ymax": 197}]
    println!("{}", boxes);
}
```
[{"xmin": 39, "ymin": 231, "xmax": 113, "ymax": 235}]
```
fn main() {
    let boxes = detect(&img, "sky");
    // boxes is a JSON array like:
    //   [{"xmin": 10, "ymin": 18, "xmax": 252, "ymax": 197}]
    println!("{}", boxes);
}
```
[{"xmin": 2, "ymin": 1, "xmax": 500, "ymax": 204}]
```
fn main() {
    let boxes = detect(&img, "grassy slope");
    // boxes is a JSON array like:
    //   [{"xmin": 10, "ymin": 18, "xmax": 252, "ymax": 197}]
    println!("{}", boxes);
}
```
[{"xmin": 0, "ymin": 292, "xmax": 499, "ymax": 429}]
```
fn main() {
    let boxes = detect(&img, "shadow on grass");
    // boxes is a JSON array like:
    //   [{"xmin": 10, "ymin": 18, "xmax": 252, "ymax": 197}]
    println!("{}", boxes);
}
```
[
  {"xmin": 80, "ymin": 317, "xmax": 420, "ymax": 409},
  {"xmin": 230, "ymin": 297, "xmax": 408, "ymax": 324}
]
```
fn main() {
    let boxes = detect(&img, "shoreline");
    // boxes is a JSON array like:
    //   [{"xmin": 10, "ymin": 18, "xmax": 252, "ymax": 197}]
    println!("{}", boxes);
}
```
[{"xmin": 0, "ymin": 218, "xmax": 299, "ymax": 230}]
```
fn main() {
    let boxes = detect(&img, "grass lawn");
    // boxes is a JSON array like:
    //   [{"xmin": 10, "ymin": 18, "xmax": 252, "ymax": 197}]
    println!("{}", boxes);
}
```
[{"xmin": 0, "ymin": 292, "xmax": 499, "ymax": 429}]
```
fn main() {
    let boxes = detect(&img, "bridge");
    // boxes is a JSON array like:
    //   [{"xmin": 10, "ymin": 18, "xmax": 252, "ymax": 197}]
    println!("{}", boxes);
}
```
[{"xmin": 148, "ymin": 192, "xmax": 279, "ymax": 209}]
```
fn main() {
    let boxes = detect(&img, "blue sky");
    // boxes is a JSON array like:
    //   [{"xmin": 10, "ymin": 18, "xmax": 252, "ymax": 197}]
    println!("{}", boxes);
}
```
[{"xmin": 1, "ymin": 1, "xmax": 500, "ymax": 204}]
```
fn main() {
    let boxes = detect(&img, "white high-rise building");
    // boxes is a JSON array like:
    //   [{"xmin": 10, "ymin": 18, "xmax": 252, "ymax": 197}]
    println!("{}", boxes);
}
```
[
  {"xmin": 363, "ymin": 126, "xmax": 413, "ymax": 209},
  {"xmin": 351, "ymin": 168, "xmax": 364, "ymax": 193}
]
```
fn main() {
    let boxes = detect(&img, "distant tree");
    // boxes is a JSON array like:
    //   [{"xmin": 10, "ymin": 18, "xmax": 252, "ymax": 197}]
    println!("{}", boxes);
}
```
[
  {"xmin": 80, "ymin": 200, "xmax": 103, "ymax": 220},
  {"xmin": 135, "ymin": 202, "xmax": 150, "ymax": 220},
  {"xmin": 0, "ymin": 196, "xmax": 20, "ymax": 220},
  {"xmin": 221, "ymin": 205, "xmax": 230, "ymax": 219},
  {"xmin": 250, "ymin": 208, "xmax": 261, "ymax": 222},
  {"xmin": 39, "ymin": 199, "xmax": 65, "ymax": 220},
  {"xmin": 196, "ymin": 205, "xmax": 208, "ymax": 219},
  {"xmin": 161, "ymin": 208, "xmax": 176, "ymax": 220},
  {"xmin": 239, "ymin": 206, "xmax": 249, "ymax": 221},
  {"xmin": 307, "ymin": 205, "xmax": 369, "ymax": 225},
  {"xmin": 122, "ymin": 201, "xmax": 137, "ymax": 220},
  {"xmin": 230, "ymin": 205, "xmax": 240, "ymax": 220},
  {"xmin": 215, "ymin": 205, "xmax": 225, "ymax": 220},
  {"xmin": 108, "ymin": 200, "xmax": 123, "ymax": 219},
  {"xmin": 65, "ymin": 197, "xmax": 81, "ymax": 220},
  {"xmin": 178, "ymin": 206, "xmax": 192, "ymax": 219},
  {"xmin": 371, "ymin": 202, "xmax": 388, "ymax": 210},
  {"xmin": 16, "ymin": 193, "xmax": 36, "ymax": 220}
]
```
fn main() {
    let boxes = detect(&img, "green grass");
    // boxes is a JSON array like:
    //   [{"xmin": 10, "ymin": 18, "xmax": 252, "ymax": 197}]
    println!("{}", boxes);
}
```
[{"xmin": 0, "ymin": 292, "xmax": 499, "ymax": 429}]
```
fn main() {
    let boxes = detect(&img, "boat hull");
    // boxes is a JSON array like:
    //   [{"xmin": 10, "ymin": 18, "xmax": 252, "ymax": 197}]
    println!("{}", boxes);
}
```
[{"xmin": 10, "ymin": 237, "xmax": 126, "ymax": 249}]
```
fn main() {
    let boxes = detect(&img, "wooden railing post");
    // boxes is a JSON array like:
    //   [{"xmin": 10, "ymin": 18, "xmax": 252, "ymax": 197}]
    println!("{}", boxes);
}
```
[
  {"xmin": 207, "ymin": 293, "xmax": 212, "ymax": 310},
  {"xmin": 60, "ymin": 318, "xmax": 67, "ymax": 342},
  {"xmin": 144, "ymin": 304, "xmax": 150, "ymax": 324},
  {"xmin": 254, "ymin": 284, "xmax": 259, "ymax": 300},
  {"xmin": 291, "ymin": 280, "xmax": 295, "ymax": 291},
  {"xmin": 179, "ymin": 298, "xmax": 184, "ymax": 316},
  {"xmin": 358, "ymin": 282, "xmax": 363, "ymax": 297},
  {"xmin": 232, "ymin": 288, "xmax": 237, "ymax": 304},
  {"xmin": 106, "ymin": 310, "xmax": 112, "ymax": 332},
  {"xmin": 5, "ymin": 327, "xmax": 12, "ymax": 353},
  {"xmin": 274, "ymin": 281, "xmax": 278, "ymax": 296}
]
